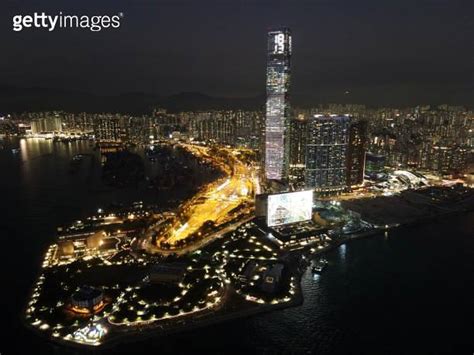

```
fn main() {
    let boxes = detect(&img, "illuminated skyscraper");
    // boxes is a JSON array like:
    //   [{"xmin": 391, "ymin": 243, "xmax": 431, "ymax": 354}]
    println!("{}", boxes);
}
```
[
  {"xmin": 94, "ymin": 116, "xmax": 126, "ymax": 143},
  {"xmin": 289, "ymin": 115, "xmax": 307, "ymax": 168},
  {"xmin": 94, "ymin": 116, "xmax": 127, "ymax": 153},
  {"xmin": 305, "ymin": 114, "xmax": 351, "ymax": 194},
  {"xmin": 31, "ymin": 116, "xmax": 62, "ymax": 134},
  {"xmin": 346, "ymin": 120, "xmax": 368, "ymax": 187},
  {"xmin": 265, "ymin": 28, "xmax": 292, "ymax": 181},
  {"xmin": 288, "ymin": 115, "xmax": 307, "ymax": 186}
]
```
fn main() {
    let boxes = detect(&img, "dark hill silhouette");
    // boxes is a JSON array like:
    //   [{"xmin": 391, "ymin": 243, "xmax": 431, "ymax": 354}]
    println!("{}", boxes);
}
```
[{"xmin": 0, "ymin": 85, "xmax": 264, "ymax": 114}]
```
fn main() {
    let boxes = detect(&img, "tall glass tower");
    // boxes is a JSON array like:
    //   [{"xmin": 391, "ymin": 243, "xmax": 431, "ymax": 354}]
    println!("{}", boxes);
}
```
[
  {"xmin": 305, "ymin": 114, "xmax": 351, "ymax": 194},
  {"xmin": 265, "ymin": 27, "xmax": 292, "ymax": 181}
]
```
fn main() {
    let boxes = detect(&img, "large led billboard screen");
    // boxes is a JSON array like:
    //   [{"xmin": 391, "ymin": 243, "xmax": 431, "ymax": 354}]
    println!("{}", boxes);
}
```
[{"xmin": 267, "ymin": 190, "xmax": 313, "ymax": 227}]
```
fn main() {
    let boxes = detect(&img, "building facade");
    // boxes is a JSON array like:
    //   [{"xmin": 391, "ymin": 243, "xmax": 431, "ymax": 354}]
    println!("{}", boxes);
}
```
[
  {"xmin": 289, "ymin": 115, "xmax": 307, "ymax": 167},
  {"xmin": 288, "ymin": 115, "xmax": 307, "ymax": 186},
  {"xmin": 31, "ymin": 116, "xmax": 62, "ymax": 134},
  {"xmin": 305, "ymin": 115, "xmax": 351, "ymax": 194},
  {"xmin": 265, "ymin": 28, "xmax": 292, "ymax": 181},
  {"xmin": 365, "ymin": 152, "xmax": 386, "ymax": 176},
  {"xmin": 346, "ymin": 120, "xmax": 368, "ymax": 187},
  {"xmin": 93, "ymin": 115, "xmax": 128, "ymax": 153}
]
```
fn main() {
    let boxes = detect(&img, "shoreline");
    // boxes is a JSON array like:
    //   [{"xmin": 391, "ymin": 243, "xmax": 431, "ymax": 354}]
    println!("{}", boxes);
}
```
[
  {"xmin": 23, "ymin": 195, "xmax": 474, "ymax": 350},
  {"xmin": 23, "ymin": 284, "xmax": 304, "ymax": 351}
]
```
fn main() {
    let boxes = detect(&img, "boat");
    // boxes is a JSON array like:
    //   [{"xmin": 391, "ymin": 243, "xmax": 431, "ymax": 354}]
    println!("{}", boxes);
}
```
[
  {"xmin": 72, "ymin": 154, "xmax": 84, "ymax": 161},
  {"xmin": 311, "ymin": 258, "xmax": 328, "ymax": 274}
]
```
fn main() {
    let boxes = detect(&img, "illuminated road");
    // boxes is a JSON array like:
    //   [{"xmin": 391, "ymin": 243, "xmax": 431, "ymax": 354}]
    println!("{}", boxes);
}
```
[{"xmin": 149, "ymin": 144, "xmax": 257, "ymax": 249}]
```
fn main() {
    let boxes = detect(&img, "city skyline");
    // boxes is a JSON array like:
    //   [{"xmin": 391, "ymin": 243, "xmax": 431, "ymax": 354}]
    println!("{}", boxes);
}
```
[{"xmin": 1, "ymin": 1, "xmax": 473, "ymax": 354}]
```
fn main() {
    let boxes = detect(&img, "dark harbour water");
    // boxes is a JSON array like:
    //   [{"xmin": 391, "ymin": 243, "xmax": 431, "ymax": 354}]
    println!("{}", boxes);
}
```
[{"xmin": 1, "ymin": 138, "xmax": 473, "ymax": 355}]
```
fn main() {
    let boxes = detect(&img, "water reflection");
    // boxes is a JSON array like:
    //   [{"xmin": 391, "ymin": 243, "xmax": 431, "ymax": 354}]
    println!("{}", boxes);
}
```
[
  {"xmin": 338, "ymin": 243, "xmax": 347, "ymax": 261},
  {"xmin": 1, "ymin": 138, "xmax": 474, "ymax": 355},
  {"xmin": 2, "ymin": 138, "xmax": 226, "ymax": 214},
  {"xmin": 19, "ymin": 138, "xmax": 29, "ymax": 161}
]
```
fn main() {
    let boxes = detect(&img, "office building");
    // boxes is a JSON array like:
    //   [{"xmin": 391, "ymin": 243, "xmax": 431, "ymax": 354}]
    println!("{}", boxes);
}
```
[
  {"xmin": 346, "ymin": 120, "xmax": 368, "ymax": 187},
  {"xmin": 265, "ymin": 28, "xmax": 292, "ymax": 181},
  {"xmin": 288, "ymin": 115, "xmax": 307, "ymax": 185},
  {"xmin": 305, "ymin": 114, "xmax": 351, "ymax": 194},
  {"xmin": 365, "ymin": 152, "xmax": 386, "ymax": 176},
  {"xmin": 31, "ymin": 116, "xmax": 62, "ymax": 134}
]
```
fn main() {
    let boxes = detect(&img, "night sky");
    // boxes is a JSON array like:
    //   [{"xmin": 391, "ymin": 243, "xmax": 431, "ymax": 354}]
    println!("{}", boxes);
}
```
[{"xmin": 1, "ymin": 0, "xmax": 473, "ymax": 107}]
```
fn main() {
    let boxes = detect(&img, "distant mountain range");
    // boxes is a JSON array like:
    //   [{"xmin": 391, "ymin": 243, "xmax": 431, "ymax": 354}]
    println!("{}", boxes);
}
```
[
  {"xmin": 0, "ymin": 85, "xmax": 265, "ymax": 114},
  {"xmin": 2, "ymin": 85, "xmax": 472, "ymax": 115}
]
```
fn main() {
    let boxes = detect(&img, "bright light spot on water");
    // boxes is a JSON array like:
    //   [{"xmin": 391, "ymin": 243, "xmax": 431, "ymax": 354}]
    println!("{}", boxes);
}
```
[
  {"xmin": 20, "ymin": 138, "xmax": 28, "ymax": 161},
  {"xmin": 339, "ymin": 244, "xmax": 347, "ymax": 260}
]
